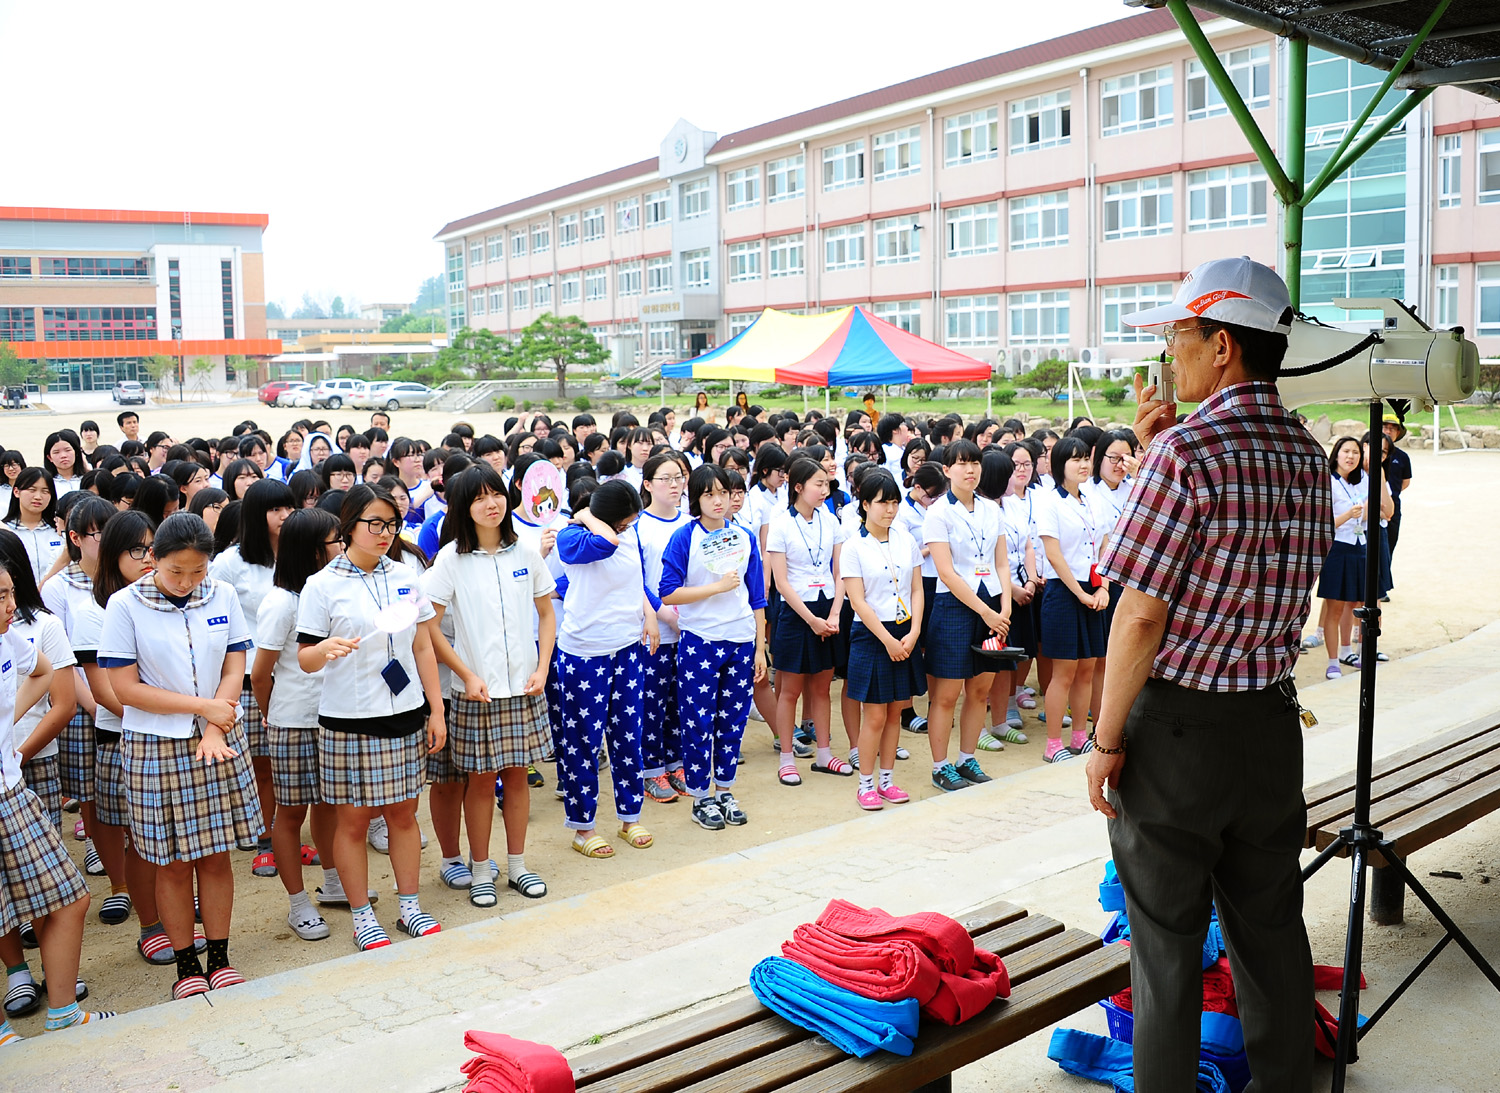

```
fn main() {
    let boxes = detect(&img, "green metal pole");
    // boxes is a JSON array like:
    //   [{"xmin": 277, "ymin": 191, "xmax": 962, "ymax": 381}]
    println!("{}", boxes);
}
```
[
  {"xmin": 1285, "ymin": 36, "xmax": 1308, "ymax": 310},
  {"xmin": 1300, "ymin": 86, "xmax": 1434, "ymax": 206},
  {"xmin": 1166, "ymin": 0, "xmax": 1297, "ymax": 205}
]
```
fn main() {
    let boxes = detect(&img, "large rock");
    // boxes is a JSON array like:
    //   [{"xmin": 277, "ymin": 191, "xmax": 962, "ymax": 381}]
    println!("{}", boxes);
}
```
[
  {"xmin": 1332, "ymin": 418, "xmax": 1366, "ymax": 437},
  {"xmin": 1309, "ymin": 414, "xmax": 1333, "ymax": 442}
]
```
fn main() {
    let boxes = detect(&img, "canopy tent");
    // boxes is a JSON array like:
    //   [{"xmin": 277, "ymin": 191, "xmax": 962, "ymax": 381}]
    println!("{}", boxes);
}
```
[{"xmin": 661, "ymin": 306, "xmax": 994, "ymax": 387}]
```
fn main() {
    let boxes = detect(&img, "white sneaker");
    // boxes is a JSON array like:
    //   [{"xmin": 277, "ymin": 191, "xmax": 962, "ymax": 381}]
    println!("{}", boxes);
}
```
[
  {"xmin": 367, "ymin": 816, "xmax": 389, "ymax": 854},
  {"xmin": 287, "ymin": 908, "xmax": 331, "ymax": 941},
  {"xmin": 746, "ymin": 705, "xmax": 766, "ymax": 722}
]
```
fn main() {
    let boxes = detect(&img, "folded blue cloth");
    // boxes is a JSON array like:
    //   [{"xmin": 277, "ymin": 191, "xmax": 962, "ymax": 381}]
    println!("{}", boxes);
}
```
[
  {"xmin": 1099, "ymin": 861, "xmax": 1126, "ymax": 912},
  {"xmin": 1048, "ymin": 1028, "xmax": 1230, "ymax": 1093},
  {"xmin": 1199, "ymin": 1011, "xmax": 1243, "ymax": 1058},
  {"xmin": 749, "ymin": 956, "xmax": 919, "ymax": 1059}
]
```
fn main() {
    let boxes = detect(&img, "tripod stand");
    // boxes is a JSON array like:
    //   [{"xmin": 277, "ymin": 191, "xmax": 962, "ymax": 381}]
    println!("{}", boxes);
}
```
[{"xmin": 1299, "ymin": 400, "xmax": 1500, "ymax": 1092}]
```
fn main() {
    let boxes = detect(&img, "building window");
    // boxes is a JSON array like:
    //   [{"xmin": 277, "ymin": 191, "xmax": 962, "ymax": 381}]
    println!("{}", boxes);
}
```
[
  {"xmin": 946, "ymin": 201, "xmax": 1000, "ymax": 258},
  {"xmin": 873, "ymin": 126, "xmax": 921, "ymax": 179},
  {"xmin": 1102, "ymin": 283, "xmax": 1174, "ymax": 343},
  {"xmin": 489, "ymin": 287, "xmax": 504, "ymax": 314},
  {"xmin": 944, "ymin": 295, "xmax": 1001, "ymax": 347},
  {"xmin": 944, "ymin": 108, "xmax": 999, "ymax": 166},
  {"xmin": 1478, "ymin": 263, "xmax": 1500, "ymax": 336},
  {"xmin": 446, "ymin": 247, "xmax": 464, "ymax": 333},
  {"xmin": 511, "ymin": 230, "xmax": 527, "ymax": 258},
  {"xmin": 680, "ymin": 178, "xmax": 711, "ymax": 219},
  {"xmin": 617, "ymin": 262, "xmax": 642, "ymax": 297},
  {"xmin": 823, "ymin": 224, "xmax": 865, "ymax": 272},
  {"xmin": 1481, "ymin": 131, "xmax": 1500, "ymax": 204},
  {"xmin": 487, "ymin": 234, "xmax": 504, "ymax": 261},
  {"xmin": 647, "ymin": 256, "xmax": 673, "ymax": 295},
  {"xmin": 1009, "ymin": 91, "xmax": 1070, "ymax": 152},
  {"xmin": 767, "ymin": 154, "xmax": 805, "ymax": 203},
  {"xmin": 36, "ymin": 256, "xmax": 150, "ymax": 278},
  {"xmin": 870, "ymin": 300, "xmax": 921, "ymax": 337},
  {"xmin": 1188, "ymin": 164, "xmax": 1268, "ymax": 230},
  {"xmin": 1008, "ymin": 291, "xmax": 1070, "ymax": 346},
  {"xmin": 1438, "ymin": 135, "xmax": 1462, "ymax": 208},
  {"xmin": 1187, "ymin": 44, "xmax": 1270, "ymax": 120},
  {"xmin": 531, "ymin": 224, "xmax": 550, "ymax": 253},
  {"xmin": 768, "ymin": 234, "xmax": 805, "ymax": 278},
  {"xmin": 1101, "ymin": 67, "xmax": 1173, "ymax": 136},
  {"xmin": 728, "ymin": 312, "xmax": 757, "ymax": 338},
  {"xmin": 168, "ymin": 259, "xmax": 183, "ymax": 340},
  {"xmin": 560, "ymin": 273, "xmax": 581, "ymax": 307},
  {"xmin": 728, "ymin": 241, "xmax": 762, "ymax": 282},
  {"xmin": 470, "ymin": 289, "xmax": 486, "ymax": 317},
  {"xmin": 512, "ymin": 283, "xmax": 529, "ymax": 312},
  {"xmin": 874, "ymin": 215, "xmax": 920, "ymax": 265},
  {"xmin": 585, "ymin": 267, "xmax": 607, "ymax": 301},
  {"xmin": 221, "ymin": 260, "xmax": 235, "ymax": 338},
  {"xmin": 0, "ymin": 307, "xmax": 36, "ymax": 341},
  {"xmin": 648, "ymin": 321, "xmax": 677, "ymax": 358},
  {"xmin": 645, "ymin": 189, "xmax": 671, "ymax": 226},
  {"xmin": 558, "ymin": 214, "xmax": 579, "ymax": 247},
  {"xmin": 42, "ymin": 307, "xmax": 158, "ymax": 342},
  {"xmin": 469, "ymin": 241, "xmax": 483, "ymax": 267},
  {"xmin": 1435, "ymin": 265, "xmax": 1459, "ymax": 327},
  {"xmin": 822, "ymin": 141, "xmax": 865, "ymax": 191},
  {"xmin": 616, "ymin": 197, "xmax": 639, "ymax": 234},
  {"xmin": 684, "ymin": 249, "xmax": 711, "ymax": 289},
  {"xmin": 582, "ymin": 206, "xmax": 605, "ymax": 242},
  {"xmin": 0, "ymin": 257, "xmax": 32, "ymax": 278},
  {"xmin": 726, "ymin": 168, "xmax": 760, "ymax": 210},
  {"xmin": 1009, "ymin": 191, "xmax": 1069, "ymax": 250},
  {"xmin": 1103, "ymin": 175, "xmax": 1174, "ymax": 239},
  {"xmin": 533, "ymin": 279, "xmax": 552, "ymax": 309}
]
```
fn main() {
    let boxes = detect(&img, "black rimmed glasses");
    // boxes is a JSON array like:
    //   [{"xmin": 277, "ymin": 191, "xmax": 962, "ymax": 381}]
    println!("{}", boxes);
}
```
[{"xmin": 355, "ymin": 517, "xmax": 402, "ymax": 535}]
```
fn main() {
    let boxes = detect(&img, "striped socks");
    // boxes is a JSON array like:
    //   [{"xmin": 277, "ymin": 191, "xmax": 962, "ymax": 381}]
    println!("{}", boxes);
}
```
[
  {"xmin": 0, "ymin": 1019, "xmax": 20, "ymax": 1046},
  {"xmin": 44, "ymin": 1003, "xmax": 117, "ymax": 1031}
]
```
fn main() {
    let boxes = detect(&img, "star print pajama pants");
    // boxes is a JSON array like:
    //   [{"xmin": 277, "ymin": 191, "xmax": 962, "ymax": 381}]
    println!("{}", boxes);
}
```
[
  {"xmin": 553, "ymin": 645, "xmax": 645, "ymax": 831},
  {"xmin": 676, "ymin": 632, "xmax": 756, "ymax": 799},
  {"xmin": 641, "ymin": 642, "xmax": 681, "ymax": 778}
]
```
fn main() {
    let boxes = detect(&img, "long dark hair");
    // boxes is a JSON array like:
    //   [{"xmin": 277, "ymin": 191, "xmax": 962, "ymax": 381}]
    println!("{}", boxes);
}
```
[
  {"xmin": 978, "ymin": 449, "xmax": 1015, "ymax": 502},
  {"xmin": 273, "ymin": 508, "xmax": 340, "ymax": 594},
  {"xmin": 1329, "ymin": 436, "xmax": 1365, "ymax": 485},
  {"xmin": 784, "ymin": 456, "xmax": 825, "ymax": 511},
  {"xmin": 130, "ymin": 475, "xmax": 178, "ymax": 525},
  {"xmin": 5, "ymin": 467, "xmax": 57, "ymax": 526},
  {"xmin": 238, "ymin": 478, "xmax": 295, "ymax": 568},
  {"xmin": 584, "ymin": 479, "xmax": 641, "ymax": 530},
  {"xmin": 43, "ymin": 430, "xmax": 85, "ymax": 481},
  {"xmin": 441, "ymin": 464, "xmax": 515, "ymax": 554},
  {"xmin": 65, "ymin": 494, "xmax": 116, "ymax": 562},
  {"xmin": 94, "ymin": 511, "xmax": 156, "ymax": 607},
  {"xmin": 222, "ymin": 458, "xmax": 263, "ymax": 501},
  {"xmin": 0, "ymin": 528, "xmax": 47, "ymax": 625}
]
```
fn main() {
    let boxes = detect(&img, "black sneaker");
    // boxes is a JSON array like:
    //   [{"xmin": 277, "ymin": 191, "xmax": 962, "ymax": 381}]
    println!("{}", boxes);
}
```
[
  {"xmin": 716, "ymin": 791, "xmax": 748, "ymax": 826},
  {"xmin": 931, "ymin": 764, "xmax": 968, "ymax": 792},
  {"xmin": 527, "ymin": 765, "xmax": 545, "ymax": 788},
  {"xmin": 691, "ymin": 797, "xmax": 726, "ymax": 831},
  {"xmin": 955, "ymin": 757, "xmax": 991, "ymax": 785}
]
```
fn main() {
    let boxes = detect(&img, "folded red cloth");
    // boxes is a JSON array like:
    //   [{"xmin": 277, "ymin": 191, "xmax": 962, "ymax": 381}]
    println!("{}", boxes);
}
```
[
  {"xmin": 1313, "ymin": 964, "xmax": 1367, "ymax": 991},
  {"xmin": 782, "ymin": 923, "xmax": 942, "ymax": 1006},
  {"xmin": 460, "ymin": 1031, "xmax": 575, "ymax": 1093},
  {"xmin": 815, "ymin": 899, "xmax": 976, "ymax": 975},
  {"xmin": 1108, "ymin": 951, "xmax": 1237, "ymax": 1017}
]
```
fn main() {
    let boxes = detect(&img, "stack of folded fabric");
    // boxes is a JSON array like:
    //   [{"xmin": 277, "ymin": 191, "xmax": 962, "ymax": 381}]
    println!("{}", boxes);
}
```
[
  {"xmin": 459, "ymin": 1031, "xmax": 575, "ymax": 1093},
  {"xmin": 749, "ymin": 899, "xmax": 1011, "ymax": 1059}
]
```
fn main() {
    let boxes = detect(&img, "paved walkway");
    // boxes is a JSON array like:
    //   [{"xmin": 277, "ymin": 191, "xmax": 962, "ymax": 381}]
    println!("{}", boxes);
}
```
[{"xmin": 8, "ymin": 620, "xmax": 1500, "ymax": 1091}]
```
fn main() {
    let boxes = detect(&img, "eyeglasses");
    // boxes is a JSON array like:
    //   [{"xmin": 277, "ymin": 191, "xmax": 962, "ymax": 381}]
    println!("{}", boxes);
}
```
[
  {"xmin": 355, "ymin": 517, "xmax": 402, "ymax": 535},
  {"xmin": 323, "ymin": 537, "xmax": 344, "ymax": 548},
  {"xmin": 79, "ymin": 529, "xmax": 103, "ymax": 541},
  {"xmin": 650, "ymin": 474, "xmax": 685, "ymax": 485},
  {"xmin": 1102, "ymin": 454, "xmax": 1127, "ymax": 466},
  {"xmin": 1161, "ymin": 322, "xmax": 1213, "ymax": 348},
  {"xmin": 126, "ymin": 545, "xmax": 151, "ymax": 561}
]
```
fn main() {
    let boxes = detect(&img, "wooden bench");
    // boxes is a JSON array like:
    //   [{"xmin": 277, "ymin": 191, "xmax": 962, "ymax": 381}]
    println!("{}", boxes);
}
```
[
  {"xmin": 1303, "ymin": 714, "xmax": 1500, "ymax": 925},
  {"xmin": 566, "ymin": 901, "xmax": 1130, "ymax": 1093}
]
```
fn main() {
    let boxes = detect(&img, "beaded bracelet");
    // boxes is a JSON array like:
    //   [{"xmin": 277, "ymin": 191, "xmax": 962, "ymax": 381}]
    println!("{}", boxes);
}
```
[{"xmin": 1092, "ymin": 739, "xmax": 1126, "ymax": 755}]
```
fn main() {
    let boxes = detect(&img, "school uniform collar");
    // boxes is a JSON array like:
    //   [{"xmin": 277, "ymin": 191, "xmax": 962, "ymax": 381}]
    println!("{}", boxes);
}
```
[
  {"xmin": 329, "ymin": 554, "xmax": 396, "ymax": 579},
  {"xmin": 129, "ymin": 574, "xmax": 215, "ymax": 612},
  {"xmin": 62, "ymin": 562, "xmax": 93, "ymax": 591}
]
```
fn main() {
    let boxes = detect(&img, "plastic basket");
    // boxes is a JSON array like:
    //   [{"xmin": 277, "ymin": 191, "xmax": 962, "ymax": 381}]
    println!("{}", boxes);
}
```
[{"xmin": 1097, "ymin": 1001, "xmax": 1251, "ymax": 1093}]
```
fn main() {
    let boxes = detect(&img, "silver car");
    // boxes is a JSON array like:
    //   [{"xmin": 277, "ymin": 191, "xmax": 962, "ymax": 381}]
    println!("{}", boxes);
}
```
[{"xmin": 363, "ymin": 382, "xmax": 435, "ymax": 411}]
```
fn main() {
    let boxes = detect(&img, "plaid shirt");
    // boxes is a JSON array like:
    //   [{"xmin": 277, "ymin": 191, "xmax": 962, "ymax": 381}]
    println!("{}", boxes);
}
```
[{"xmin": 1098, "ymin": 382, "xmax": 1332, "ymax": 692}]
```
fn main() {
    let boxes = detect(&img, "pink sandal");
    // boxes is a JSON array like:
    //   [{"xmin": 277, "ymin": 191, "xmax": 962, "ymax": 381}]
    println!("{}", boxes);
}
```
[{"xmin": 811, "ymin": 755, "xmax": 854, "ymax": 776}]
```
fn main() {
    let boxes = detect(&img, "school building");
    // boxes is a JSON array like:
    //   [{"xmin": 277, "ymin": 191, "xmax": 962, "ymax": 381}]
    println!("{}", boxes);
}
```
[
  {"xmin": 434, "ymin": 5, "xmax": 1500, "ymax": 374},
  {"xmin": 0, "ymin": 206, "xmax": 281, "ymax": 392}
]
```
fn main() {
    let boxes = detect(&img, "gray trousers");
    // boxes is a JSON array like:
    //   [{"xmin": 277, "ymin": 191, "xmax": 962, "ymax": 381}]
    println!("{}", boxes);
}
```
[{"xmin": 1107, "ymin": 679, "xmax": 1314, "ymax": 1093}]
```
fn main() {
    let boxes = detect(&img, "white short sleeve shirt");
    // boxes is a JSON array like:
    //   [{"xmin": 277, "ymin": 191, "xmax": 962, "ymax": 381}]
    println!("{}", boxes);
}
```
[
  {"xmin": 9, "ymin": 613, "xmax": 74, "ymax": 760},
  {"xmin": 1035, "ymin": 487, "xmax": 1100, "ymax": 581},
  {"xmin": 765, "ymin": 507, "xmax": 844, "ymax": 602},
  {"xmin": 922, "ymin": 491, "xmax": 1005, "ymax": 597},
  {"xmin": 255, "ymin": 587, "xmax": 323, "ymax": 729},
  {"xmin": 209, "ymin": 545, "xmax": 275, "ymax": 639},
  {"xmin": 841, "ymin": 525, "xmax": 922, "ymax": 623},
  {"xmin": 0, "ymin": 630, "xmax": 39, "ymax": 789}
]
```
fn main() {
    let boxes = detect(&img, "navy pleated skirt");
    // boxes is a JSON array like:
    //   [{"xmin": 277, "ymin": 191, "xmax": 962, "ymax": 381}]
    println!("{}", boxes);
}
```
[
  {"xmin": 1039, "ymin": 579, "xmax": 1107, "ymax": 661},
  {"xmin": 771, "ymin": 594, "xmax": 838, "ymax": 675},
  {"xmin": 1317, "ymin": 540, "xmax": 1366, "ymax": 602},
  {"xmin": 845, "ymin": 619, "xmax": 927, "ymax": 703}
]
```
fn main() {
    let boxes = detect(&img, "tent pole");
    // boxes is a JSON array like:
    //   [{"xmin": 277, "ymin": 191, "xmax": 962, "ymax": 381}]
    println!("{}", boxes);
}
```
[
  {"xmin": 987, "ymin": 381, "xmax": 993, "ymax": 419},
  {"xmin": 883, "ymin": 385, "xmax": 888, "ymax": 415},
  {"xmin": 803, "ymin": 385, "xmax": 808, "ymax": 414},
  {"xmin": 825, "ymin": 386, "xmax": 830, "ymax": 416}
]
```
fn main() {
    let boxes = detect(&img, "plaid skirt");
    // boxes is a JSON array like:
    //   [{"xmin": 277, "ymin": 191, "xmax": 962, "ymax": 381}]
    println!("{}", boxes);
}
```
[
  {"xmin": 21, "ymin": 754, "xmax": 62, "ymax": 830},
  {"xmin": 268, "ymin": 724, "xmax": 322, "ymax": 807},
  {"xmin": 845, "ymin": 620, "xmax": 927, "ymax": 704},
  {"xmin": 57, "ymin": 707, "xmax": 94, "ymax": 802},
  {"xmin": 241, "ymin": 679, "xmax": 268, "ymax": 758},
  {"xmin": 0, "ymin": 778, "xmax": 88, "ymax": 923},
  {"xmin": 425, "ymin": 699, "xmax": 462, "ymax": 784},
  {"xmin": 450, "ymin": 693, "xmax": 551, "ymax": 774},
  {"xmin": 93, "ymin": 737, "xmax": 130, "ymax": 828},
  {"xmin": 121, "ymin": 727, "xmax": 264, "ymax": 866},
  {"xmin": 318, "ymin": 728, "xmax": 425, "ymax": 807}
]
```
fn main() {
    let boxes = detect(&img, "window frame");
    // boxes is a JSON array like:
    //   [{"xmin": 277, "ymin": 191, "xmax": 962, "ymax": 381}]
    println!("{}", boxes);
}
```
[
  {"xmin": 1006, "ymin": 290, "xmax": 1071, "ymax": 346},
  {"xmin": 644, "ymin": 189, "xmax": 671, "ymax": 226},
  {"xmin": 767, "ymin": 154, "xmax": 806, "ymax": 204},
  {"xmin": 823, "ymin": 224, "xmax": 866, "ymax": 272},
  {"xmin": 1187, "ymin": 163, "xmax": 1269, "ymax": 231},
  {"xmin": 1008, "ymin": 91, "xmax": 1071, "ymax": 153},
  {"xmin": 617, "ymin": 261, "xmax": 642, "ymax": 298},
  {"xmin": 944, "ymin": 295, "xmax": 1002, "ymax": 348},
  {"xmin": 1100, "ymin": 66, "xmax": 1174, "ymax": 137},
  {"xmin": 582, "ymin": 206, "xmax": 606, "ymax": 242},
  {"xmin": 646, "ymin": 256, "xmax": 673, "ymax": 295},
  {"xmin": 945, "ymin": 201, "xmax": 1000, "ymax": 258},
  {"xmin": 1008, "ymin": 191, "xmax": 1069, "ymax": 250},
  {"xmin": 822, "ymin": 141, "xmax": 865, "ymax": 192},
  {"xmin": 728, "ymin": 240, "xmax": 762, "ymax": 283},
  {"xmin": 1102, "ymin": 175, "xmax": 1175, "ymax": 240},
  {"xmin": 944, "ymin": 108, "xmax": 1000, "ymax": 166},
  {"xmin": 873, "ymin": 126, "xmax": 922, "ymax": 180},
  {"xmin": 683, "ymin": 248, "xmax": 711, "ymax": 289},
  {"xmin": 1187, "ymin": 44, "xmax": 1271, "ymax": 121},
  {"xmin": 680, "ymin": 178, "xmax": 711, "ymax": 219},
  {"xmin": 873, "ymin": 215, "xmax": 921, "ymax": 265},
  {"xmin": 557, "ymin": 213, "xmax": 579, "ymax": 247},
  {"xmin": 616, "ymin": 197, "xmax": 640, "ymax": 234},
  {"xmin": 725, "ymin": 168, "xmax": 760, "ymax": 211},
  {"xmin": 768, "ymin": 233, "xmax": 806, "ymax": 278}
]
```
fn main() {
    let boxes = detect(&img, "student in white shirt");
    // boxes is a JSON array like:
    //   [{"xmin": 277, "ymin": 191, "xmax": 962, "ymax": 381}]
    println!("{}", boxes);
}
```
[
  {"xmin": 44, "ymin": 430, "xmax": 85, "ymax": 498},
  {"xmin": 210, "ymin": 477, "xmax": 294, "ymax": 877},
  {"xmin": 921, "ymin": 439, "xmax": 1012, "ymax": 793},
  {"xmin": 973, "ymin": 450, "xmax": 1035, "ymax": 754},
  {"xmin": 251, "ymin": 508, "xmax": 343, "ymax": 942},
  {"xmin": 5, "ymin": 468, "xmax": 63, "ymax": 586},
  {"xmin": 1316, "ymin": 437, "xmax": 1375, "ymax": 680},
  {"xmin": 842, "ymin": 471, "xmax": 924, "ymax": 813},
  {"xmin": 620, "ymin": 427, "xmax": 653, "ymax": 492},
  {"xmin": 1083, "ymin": 430, "xmax": 1133, "ymax": 733},
  {"xmin": 0, "ymin": 451, "xmax": 24, "ymax": 516},
  {"xmin": 297, "ymin": 485, "xmax": 446, "ymax": 952},
  {"xmin": 553, "ymin": 481, "xmax": 660, "ymax": 859},
  {"xmin": 895, "ymin": 460, "xmax": 947, "ymax": 734},
  {"xmin": 659, "ymin": 464, "xmax": 767, "ymax": 831},
  {"xmin": 1035, "ymin": 437, "xmax": 1108, "ymax": 763},
  {"xmin": 101, "ymin": 513, "xmax": 260, "ymax": 1000},
  {"xmin": 633, "ymin": 454, "xmax": 692, "ymax": 805},
  {"xmin": 765, "ymin": 456, "xmax": 848, "ymax": 785},
  {"xmin": 422, "ymin": 465, "xmax": 556, "ymax": 907}
]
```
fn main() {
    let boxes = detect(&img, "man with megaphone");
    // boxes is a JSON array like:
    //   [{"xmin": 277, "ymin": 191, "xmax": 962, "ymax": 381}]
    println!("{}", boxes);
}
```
[{"xmin": 1083, "ymin": 257, "xmax": 1334, "ymax": 1093}]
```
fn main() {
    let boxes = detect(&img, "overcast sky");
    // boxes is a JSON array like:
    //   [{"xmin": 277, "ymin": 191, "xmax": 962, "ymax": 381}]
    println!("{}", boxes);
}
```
[{"xmin": 2, "ymin": 0, "xmax": 1131, "ymax": 313}]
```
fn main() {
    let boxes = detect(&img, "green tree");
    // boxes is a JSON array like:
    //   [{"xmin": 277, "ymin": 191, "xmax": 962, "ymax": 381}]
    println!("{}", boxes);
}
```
[
  {"xmin": 1022, "ymin": 358, "xmax": 1070, "ymax": 399},
  {"xmin": 0, "ymin": 342, "xmax": 29, "ymax": 390},
  {"xmin": 437, "ymin": 326, "xmax": 515, "ymax": 381},
  {"xmin": 265, "ymin": 300, "xmax": 285, "ymax": 320},
  {"xmin": 413, "ymin": 275, "xmax": 444, "ymax": 314},
  {"xmin": 330, "ymin": 296, "xmax": 346, "ymax": 319},
  {"xmin": 292, "ymin": 292, "xmax": 326, "ymax": 320},
  {"xmin": 517, "ymin": 313, "xmax": 609, "ymax": 399},
  {"xmin": 380, "ymin": 313, "xmax": 443, "ymax": 335},
  {"xmin": 1478, "ymin": 362, "xmax": 1500, "ymax": 405},
  {"xmin": 144, "ymin": 353, "xmax": 178, "ymax": 391}
]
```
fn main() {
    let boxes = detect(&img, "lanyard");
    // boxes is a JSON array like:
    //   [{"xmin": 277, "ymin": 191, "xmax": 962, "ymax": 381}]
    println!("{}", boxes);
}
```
[
  {"xmin": 1063, "ymin": 491, "xmax": 1098, "ymax": 566},
  {"xmin": 863, "ymin": 527, "xmax": 910, "ymax": 622},
  {"xmin": 791, "ymin": 508, "xmax": 826, "ymax": 570},
  {"xmin": 353, "ymin": 561, "xmax": 397, "ymax": 660},
  {"xmin": 956, "ymin": 496, "xmax": 992, "ymax": 570},
  {"xmin": 1333, "ymin": 476, "xmax": 1365, "ymax": 542}
]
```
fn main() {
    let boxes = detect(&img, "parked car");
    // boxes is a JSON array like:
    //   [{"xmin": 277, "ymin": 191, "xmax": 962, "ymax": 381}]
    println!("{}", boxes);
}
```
[
  {"xmin": 258, "ymin": 380, "xmax": 297, "ymax": 405},
  {"xmin": 111, "ymin": 381, "xmax": 146, "ymax": 405},
  {"xmin": 354, "ymin": 381, "xmax": 436, "ymax": 411},
  {"xmin": 275, "ymin": 382, "xmax": 315, "ymax": 407},
  {"xmin": 309, "ymin": 377, "xmax": 367, "ymax": 409}
]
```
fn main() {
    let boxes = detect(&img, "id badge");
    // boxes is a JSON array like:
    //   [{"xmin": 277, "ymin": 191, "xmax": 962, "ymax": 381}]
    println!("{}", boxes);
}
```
[
  {"xmin": 381, "ymin": 658, "xmax": 412, "ymax": 695},
  {"xmin": 894, "ymin": 596, "xmax": 911, "ymax": 625},
  {"xmin": 974, "ymin": 565, "xmax": 992, "ymax": 579}
]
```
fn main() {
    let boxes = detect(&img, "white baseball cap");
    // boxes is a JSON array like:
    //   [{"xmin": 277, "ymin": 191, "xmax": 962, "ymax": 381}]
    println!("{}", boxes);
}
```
[{"xmin": 1123, "ymin": 257, "xmax": 1294, "ymax": 334}]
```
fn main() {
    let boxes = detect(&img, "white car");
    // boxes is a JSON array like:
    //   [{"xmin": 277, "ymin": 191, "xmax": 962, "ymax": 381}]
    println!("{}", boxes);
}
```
[
  {"xmin": 274, "ymin": 382, "xmax": 315, "ymax": 407},
  {"xmin": 355, "ymin": 381, "xmax": 436, "ymax": 411},
  {"xmin": 310, "ymin": 377, "xmax": 367, "ymax": 409}
]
